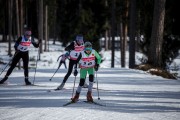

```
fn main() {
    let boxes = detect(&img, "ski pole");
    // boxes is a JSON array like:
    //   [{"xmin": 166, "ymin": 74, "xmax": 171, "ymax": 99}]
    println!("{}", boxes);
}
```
[
  {"xmin": 96, "ymin": 71, "xmax": 100, "ymax": 100},
  {"xmin": 33, "ymin": 42, "xmax": 41, "ymax": 84},
  {"xmin": 0, "ymin": 60, "xmax": 11, "ymax": 76},
  {"xmin": 0, "ymin": 52, "xmax": 18, "ymax": 76},
  {"xmin": 49, "ymin": 65, "xmax": 60, "ymax": 81},
  {"xmin": 72, "ymin": 76, "xmax": 77, "ymax": 99}
]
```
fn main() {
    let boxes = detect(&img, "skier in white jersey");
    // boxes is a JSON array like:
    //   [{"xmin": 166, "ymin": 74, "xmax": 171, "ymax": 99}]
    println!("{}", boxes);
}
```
[
  {"xmin": 0, "ymin": 28, "xmax": 41, "ymax": 85},
  {"xmin": 56, "ymin": 34, "xmax": 84, "ymax": 90}
]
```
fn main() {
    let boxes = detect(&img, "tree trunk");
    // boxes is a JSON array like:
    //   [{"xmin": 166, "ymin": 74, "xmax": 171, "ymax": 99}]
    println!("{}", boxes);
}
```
[
  {"xmin": 20, "ymin": 0, "xmax": 23, "ymax": 35},
  {"xmin": 105, "ymin": 29, "xmax": 109, "ymax": 51},
  {"xmin": 15, "ymin": 0, "xmax": 20, "ymax": 37},
  {"xmin": 120, "ymin": 16, "xmax": 123, "ymax": 66},
  {"xmin": 148, "ymin": 0, "xmax": 166, "ymax": 67},
  {"xmin": 129, "ymin": 0, "xmax": 136, "ymax": 68},
  {"xmin": 53, "ymin": 0, "xmax": 57, "ymax": 45},
  {"xmin": 44, "ymin": 5, "xmax": 48, "ymax": 52},
  {"xmin": 111, "ymin": 0, "xmax": 115, "ymax": 68},
  {"xmin": 38, "ymin": 0, "xmax": 43, "ymax": 59},
  {"xmin": 8, "ymin": 0, "xmax": 13, "ymax": 56},
  {"xmin": 121, "ymin": 0, "xmax": 129, "ymax": 68},
  {"xmin": 18, "ymin": 0, "xmax": 24, "ymax": 69},
  {"xmin": 2, "ymin": 0, "xmax": 8, "ymax": 42}
]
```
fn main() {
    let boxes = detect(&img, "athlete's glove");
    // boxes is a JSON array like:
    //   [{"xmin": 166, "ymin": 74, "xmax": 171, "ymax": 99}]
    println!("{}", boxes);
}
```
[
  {"xmin": 74, "ymin": 69, "xmax": 78, "ymax": 76},
  {"xmin": 94, "ymin": 64, "xmax": 99, "ymax": 71}
]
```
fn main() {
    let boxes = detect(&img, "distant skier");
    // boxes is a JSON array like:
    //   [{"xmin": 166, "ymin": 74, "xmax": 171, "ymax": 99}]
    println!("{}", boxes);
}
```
[
  {"xmin": 55, "ymin": 34, "xmax": 85, "ymax": 90},
  {"xmin": 0, "ymin": 28, "xmax": 41, "ymax": 85},
  {"xmin": 71, "ymin": 41, "xmax": 101, "ymax": 102},
  {"xmin": 57, "ymin": 52, "xmax": 69, "ymax": 69}
]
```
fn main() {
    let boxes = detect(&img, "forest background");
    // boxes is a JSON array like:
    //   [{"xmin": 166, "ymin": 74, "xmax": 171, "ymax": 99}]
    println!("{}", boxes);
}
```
[{"xmin": 0, "ymin": 0, "xmax": 179, "ymax": 75}]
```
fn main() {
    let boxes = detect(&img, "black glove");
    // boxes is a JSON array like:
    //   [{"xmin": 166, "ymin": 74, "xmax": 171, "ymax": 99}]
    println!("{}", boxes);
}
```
[
  {"xmin": 74, "ymin": 69, "xmax": 78, "ymax": 76},
  {"xmin": 94, "ymin": 64, "xmax": 99, "ymax": 71}
]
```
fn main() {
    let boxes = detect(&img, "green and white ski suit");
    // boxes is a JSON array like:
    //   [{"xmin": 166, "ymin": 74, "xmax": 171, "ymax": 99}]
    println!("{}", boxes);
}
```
[{"xmin": 75, "ymin": 49, "xmax": 101, "ymax": 93}]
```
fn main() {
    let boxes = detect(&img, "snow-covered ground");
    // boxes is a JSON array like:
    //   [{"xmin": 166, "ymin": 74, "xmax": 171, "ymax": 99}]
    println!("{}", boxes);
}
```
[
  {"xmin": 0, "ymin": 40, "xmax": 180, "ymax": 120},
  {"xmin": 0, "ymin": 68, "xmax": 180, "ymax": 120}
]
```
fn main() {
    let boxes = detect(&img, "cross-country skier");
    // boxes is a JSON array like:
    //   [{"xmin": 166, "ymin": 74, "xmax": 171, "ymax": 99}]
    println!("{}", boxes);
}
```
[
  {"xmin": 71, "ymin": 41, "xmax": 101, "ymax": 102},
  {"xmin": 56, "ymin": 34, "xmax": 85, "ymax": 90},
  {"xmin": 57, "ymin": 52, "xmax": 69, "ymax": 69},
  {"xmin": 0, "ymin": 28, "xmax": 41, "ymax": 85}
]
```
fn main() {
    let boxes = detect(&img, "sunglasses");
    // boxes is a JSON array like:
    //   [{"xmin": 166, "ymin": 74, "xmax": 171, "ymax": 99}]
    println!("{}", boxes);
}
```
[
  {"xmin": 85, "ymin": 48, "xmax": 92, "ymax": 51},
  {"xmin": 25, "ymin": 31, "xmax": 32, "ymax": 36}
]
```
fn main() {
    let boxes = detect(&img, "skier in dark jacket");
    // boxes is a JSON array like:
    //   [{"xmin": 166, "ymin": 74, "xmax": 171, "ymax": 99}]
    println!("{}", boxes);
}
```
[
  {"xmin": 0, "ymin": 28, "xmax": 41, "ymax": 85},
  {"xmin": 56, "ymin": 34, "xmax": 84, "ymax": 90}
]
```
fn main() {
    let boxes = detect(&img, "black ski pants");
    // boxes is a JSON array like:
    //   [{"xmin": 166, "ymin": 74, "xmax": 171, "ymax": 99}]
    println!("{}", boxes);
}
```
[
  {"xmin": 5, "ymin": 51, "xmax": 29, "ymax": 78},
  {"xmin": 62, "ymin": 59, "xmax": 76, "ymax": 83}
]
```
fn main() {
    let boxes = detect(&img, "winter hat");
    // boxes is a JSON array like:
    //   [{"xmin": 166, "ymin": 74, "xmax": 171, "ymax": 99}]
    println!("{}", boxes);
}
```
[
  {"xmin": 84, "ymin": 41, "xmax": 92, "ymax": 51},
  {"xmin": 76, "ymin": 35, "xmax": 84, "ymax": 44}
]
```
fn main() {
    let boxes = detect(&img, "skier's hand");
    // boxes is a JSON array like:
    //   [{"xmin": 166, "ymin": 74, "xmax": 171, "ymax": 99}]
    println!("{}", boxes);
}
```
[
  {"xmin": 94, "ymin": 64, "xmax": 99, "ymax": 71},
  {"xmin": 74, "ymin": 69, "xmax": 78, "ymax": 76}
]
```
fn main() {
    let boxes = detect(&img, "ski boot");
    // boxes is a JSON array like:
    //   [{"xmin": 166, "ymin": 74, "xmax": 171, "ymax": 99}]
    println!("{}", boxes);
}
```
[
  {"xmin": 71, "ymin": 92, "xmax": 80, "ymax": 102},
  {"xmin": 87, "ymin": 91, "xmax": 93, "ymax": 102},
  {"xmin": 56, "ymin": 82, "xmax": 65, "ymax": 90},
  {"xmin": 0, "ymin": 76, "xmax": 8, "ymax": 84},
  {"xmin": 25, "ymin": 77, "xmax": 32, "ymax": 85}
]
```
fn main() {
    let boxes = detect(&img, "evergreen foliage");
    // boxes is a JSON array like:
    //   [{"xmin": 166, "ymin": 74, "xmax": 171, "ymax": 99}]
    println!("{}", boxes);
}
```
[
  {"xmin": 0, "ymin": 0, "xmax": 179, "ymax": 69},
  {"xmin": 162, "ymin": 35, "xmax": 180, "ymax": 69}
]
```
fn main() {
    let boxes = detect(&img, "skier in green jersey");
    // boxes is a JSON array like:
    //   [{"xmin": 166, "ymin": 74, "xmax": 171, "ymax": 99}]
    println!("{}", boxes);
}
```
[{"xmin": 71, "ymin": 41, "xmax": 101, "ymax": 102}]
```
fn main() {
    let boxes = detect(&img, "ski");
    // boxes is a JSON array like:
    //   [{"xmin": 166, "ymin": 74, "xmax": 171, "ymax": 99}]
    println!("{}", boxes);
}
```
[
  {"xmin": 27, "ymin": 84, "xmax": 46, "ymax": 87},
  {"xmin": 83, "ymin": 101, "xmax": 106, "ymax": 106},
  {"xmin": 0, "ymin": 83, "xmax": 47, "ymax": 87},
  {"xmin": 47, "ymin": 88, "xmax": 66, "ymax": 92},
  {"xmin": 63, "ymin": 101, "xmax": 76, "ymax": 106},
  {"xmin": 47, "ymin": 89, "xmax": 60, "ymax": 92},
  {"xmin": 63, "ymin": 100, "xmax": 106, "ymax": 106}
]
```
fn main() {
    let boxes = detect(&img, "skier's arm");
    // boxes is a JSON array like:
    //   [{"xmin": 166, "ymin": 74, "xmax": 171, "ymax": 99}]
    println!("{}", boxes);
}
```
[
  {"xmin": 31, "ymin": 37, "xmax": 41, "ymax": 48},
  {"xmin": 73, "ymin": 53, "xmax": 82, "ymax": 76},
  {"xmin": 74, "ymin": 53, "xmax": 82, "ymax": 69},
  {"xmin": 14, "ymin": 36, "xmax": 22, "ymax": 51},
  {"xmin": 57, "ymin": 55, "xmax": 62, "ymax": 61},
  {"xmin": 65, "ymin": 42, "xmax": 74, "ymax": 51},
  {"xmin": 95, "ymin": 51, "xmax": 101, "ymax": 65},
  {"xmin": 94, "ymin": 51, "xmax": 101, "ymax": 71}
]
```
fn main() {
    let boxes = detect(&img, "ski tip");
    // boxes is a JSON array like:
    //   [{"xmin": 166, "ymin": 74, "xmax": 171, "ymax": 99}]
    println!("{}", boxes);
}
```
[{"xmin": 83, "ymin": 101, "xmax": 106, "ymax": 106}]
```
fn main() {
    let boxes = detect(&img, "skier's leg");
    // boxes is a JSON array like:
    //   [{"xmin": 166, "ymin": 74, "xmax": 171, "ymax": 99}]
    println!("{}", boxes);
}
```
[
  {"xmin": 56, "ymin": 60, "xmax": 75, "ymax": 89},
  {"xmin": 87, "ymin": 68, "xmax": 94, "ymax": 102},
  {"xmin": 22, "ymin": 52, "xmax": 31, "ymax": 85},
  {"xmin": 62, "ymin": 60, "xmax": 75, "ymax": 83},
  {"xmin": 83, "ymin": 75, "xmax": 88, "ymax": 88},
  {"xmin": 72, "ymin": 69, "xmax": 87, "ymax": 102},
  {"xmin": 72, "ymin": 78, "xmax": 85, "ymax": 101}
]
